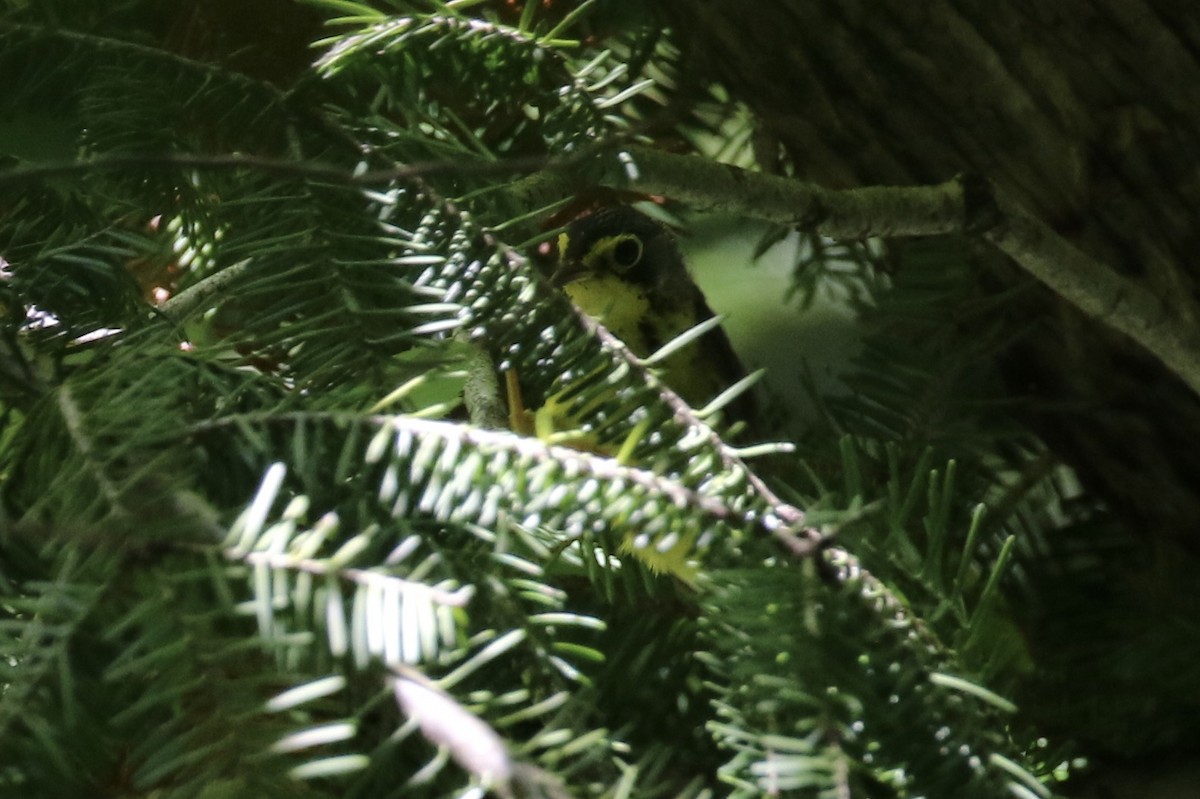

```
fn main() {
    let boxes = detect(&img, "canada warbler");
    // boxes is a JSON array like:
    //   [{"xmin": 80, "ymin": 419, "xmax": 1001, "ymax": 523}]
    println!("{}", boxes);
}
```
[{"xmin": 552, "ymin": 206, "xmax": 753, "ymax": 421}]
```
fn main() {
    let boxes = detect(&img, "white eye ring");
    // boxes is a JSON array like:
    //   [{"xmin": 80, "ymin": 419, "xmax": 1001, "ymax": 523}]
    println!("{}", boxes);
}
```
[{"xmin": 610, "ymin": 235, "xmax": 643, "ymax": 270}]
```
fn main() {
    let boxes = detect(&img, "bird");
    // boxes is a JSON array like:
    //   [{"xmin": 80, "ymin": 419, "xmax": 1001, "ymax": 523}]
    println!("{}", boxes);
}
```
[{"xmin": 551, "ymin": 206, "xmax": 754, "ymax": 423}]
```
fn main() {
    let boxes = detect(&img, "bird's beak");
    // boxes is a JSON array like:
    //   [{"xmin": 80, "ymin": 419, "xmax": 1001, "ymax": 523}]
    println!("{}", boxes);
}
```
[
  {"xmin": 550, "ymin": 261, "xmax": 589, "ymax": 288},
  {"xmin": 551, "ymin": 229, "xmax": 591, "ymax": 287}
]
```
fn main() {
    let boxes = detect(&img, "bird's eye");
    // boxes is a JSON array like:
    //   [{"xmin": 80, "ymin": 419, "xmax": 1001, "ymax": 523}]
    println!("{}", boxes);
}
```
[{"xmin": 610, "ymin": 235, "xmax": 643, "ymax": 270}]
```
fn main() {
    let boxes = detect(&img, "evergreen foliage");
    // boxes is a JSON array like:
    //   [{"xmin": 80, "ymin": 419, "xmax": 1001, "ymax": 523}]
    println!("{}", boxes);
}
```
[{"xmin": 0, "ymin": 3, "xmax": 1093, "ymax": 797}]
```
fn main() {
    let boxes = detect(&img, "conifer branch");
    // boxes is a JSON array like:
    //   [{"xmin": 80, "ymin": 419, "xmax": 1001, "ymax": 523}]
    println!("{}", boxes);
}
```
[
  {"xmin": 21, "ymin": 146, "xmax": 1188, "ymax": 409},
  {"xmin": 0, "ymin": 6, "xmax": 1065, "ymax": 794},
  {"xmin": 458, "ymin": 334, "xmax": 510, "ymax": 430},
  {"xmin": 192, "ymin": 410, "xmax": 741, "ymax": 525},
  {"xmin": 235, "ymin": 549, "xmax": 474, "ymax": 608},
  {"xmin": 572, "ymin": 312, "xmax": 822, "ymax": 556},
  {"xmin": 0, "ymin": 152, "xmax": 551, "ymax": 191},
  {"xmin": 158, "ymin": 258, "xmax": 255, "ymax": 321}
]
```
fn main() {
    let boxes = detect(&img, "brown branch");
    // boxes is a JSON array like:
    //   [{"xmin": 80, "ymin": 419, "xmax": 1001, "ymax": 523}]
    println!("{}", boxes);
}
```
[{"xmin": 556, "ymin": 145, "xmax": 1200, "ymax": 399}]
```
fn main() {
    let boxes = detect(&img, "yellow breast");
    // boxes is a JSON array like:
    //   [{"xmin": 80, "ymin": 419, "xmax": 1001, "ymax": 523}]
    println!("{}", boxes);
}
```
[
  {"xmin": 563, "ymin": 276, "xmax": 723, "ymax": 407},
  {"xmin": 562, "ymin": 275, "xmax": 653, "ymax": 355}
]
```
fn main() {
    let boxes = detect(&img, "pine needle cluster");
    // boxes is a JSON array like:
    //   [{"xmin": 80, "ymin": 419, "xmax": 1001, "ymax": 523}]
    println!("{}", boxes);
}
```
[{"xmin": 0, "ymin": 3, "xmax": 1088, "ymax": 798}]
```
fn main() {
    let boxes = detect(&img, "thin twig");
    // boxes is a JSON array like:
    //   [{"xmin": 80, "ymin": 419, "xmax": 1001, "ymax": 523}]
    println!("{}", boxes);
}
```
[
  {"xmin": 0, "ymin": 152, "xmax": 553, "ymax": 191},
  {"xmin": 57, "ymin": 385, "xmax": 126, "ymax": 512},
  {"xmin": 236, "ymin": 549, "xmax": 473, "ymax": 607},
  {"xmin": 158, "ymin": 258, "xmax": 255, "ymax": 321},
  {"xmin": 573, "ymin": 146, "xmax": 1200, "ymax": 398},
  {"xmin": 457, "ymin": 332, "xmax": 509, "ymax": 430},
  {"xmin": 574, "ymin": 313, "xmax": 822, "ymax": 556}
]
